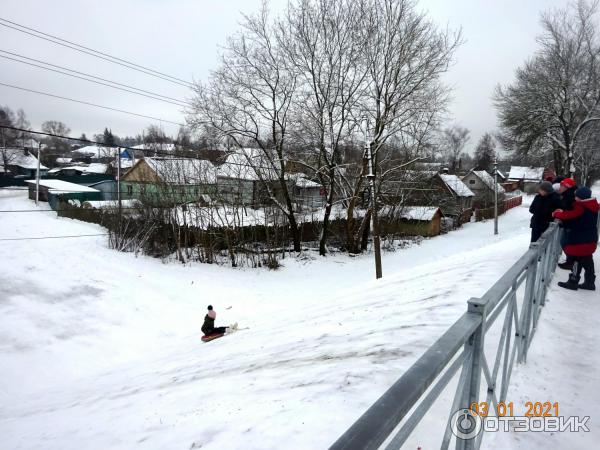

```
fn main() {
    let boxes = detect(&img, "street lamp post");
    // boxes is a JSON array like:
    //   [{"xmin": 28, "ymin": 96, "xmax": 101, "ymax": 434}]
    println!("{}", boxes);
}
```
[
  {"xmin": 35, "ymin": 142, "xmax": 41, "ymax": 206},
  {"xmin": 494, "ymin": 159, "xmax": 498, "ymax": 235}
]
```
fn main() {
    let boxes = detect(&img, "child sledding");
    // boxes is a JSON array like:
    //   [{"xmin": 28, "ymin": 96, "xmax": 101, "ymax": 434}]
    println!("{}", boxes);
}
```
[{"xmin": 201, "ymin": 305, "xmax": 238, "ymax": 342}]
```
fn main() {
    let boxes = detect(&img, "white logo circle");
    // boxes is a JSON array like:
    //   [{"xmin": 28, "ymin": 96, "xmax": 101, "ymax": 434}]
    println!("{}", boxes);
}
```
[{"xmin": 450, "ymin": 408, "xmax": 483, "ymax": 440}]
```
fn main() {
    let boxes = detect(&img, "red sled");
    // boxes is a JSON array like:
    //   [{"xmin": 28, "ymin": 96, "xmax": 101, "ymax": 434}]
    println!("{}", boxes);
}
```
[{"xmin": 201, "ymin": 332, "xmax": 225, "ymax": 342}]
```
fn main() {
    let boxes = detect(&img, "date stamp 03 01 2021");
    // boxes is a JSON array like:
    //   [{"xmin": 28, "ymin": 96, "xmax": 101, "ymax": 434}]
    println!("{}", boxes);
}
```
[
  {"xmin": 470, "ymin": 401, "xmax": 559, "ymax": 417},
  {"xmin": 450, "ymin": 401, "xmax": 591, "ymax": 440}
]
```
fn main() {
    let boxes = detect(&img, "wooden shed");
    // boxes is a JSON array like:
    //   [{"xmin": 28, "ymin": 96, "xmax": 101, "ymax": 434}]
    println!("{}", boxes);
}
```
[
  {"xmin": 381, "ymin": 206, "xmax": 443, "ymax": 237},
  {"xmin": 25, "ymin": 179, "xmax": 102, "ymax": 210}
]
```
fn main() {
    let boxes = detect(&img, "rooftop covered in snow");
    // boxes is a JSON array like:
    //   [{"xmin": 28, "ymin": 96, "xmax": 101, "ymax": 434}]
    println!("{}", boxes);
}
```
[
  {"xmin": 144, "ymin": 157, "xmax": 217, "ymax": 184},
  {"xmin": 25, "ymin": 179, "xmax": 100, "ymax": 193},
  {"xmin": 508, "ymin": 166, "xmax": 544, "ymax": 181},
  {"xmin": 470, "ymin": 170, "xmax": 506, "ymax": 194},
  {"xmin": 0, "ymin": 148, "xmax": 48, "ymax": 170},
  {"xmin": 439, "ymin": 174, "xmax": 474, "ymax": 197}
]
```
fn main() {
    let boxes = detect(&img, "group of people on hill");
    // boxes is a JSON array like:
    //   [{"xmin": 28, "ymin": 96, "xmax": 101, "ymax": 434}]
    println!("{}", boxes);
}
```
[{"xmin": 529, "ymin": 177, "xmax": 599, "ymax": 291}]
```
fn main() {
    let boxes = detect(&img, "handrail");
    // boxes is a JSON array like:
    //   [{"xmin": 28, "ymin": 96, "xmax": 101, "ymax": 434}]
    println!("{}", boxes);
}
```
[{"xmin": 330, "ymin": 222, "xmax": 563, "ymax": 450}]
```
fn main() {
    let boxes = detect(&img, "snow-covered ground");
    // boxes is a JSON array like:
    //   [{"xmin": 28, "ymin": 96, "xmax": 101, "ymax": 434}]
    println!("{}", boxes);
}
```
[
  {"xmin": 0, "ymin": 187, "xmax": 595, "ymax": 449},
  {"xmin": 486, "ymin": 183, "xmax": 600, "ymax": 450}
]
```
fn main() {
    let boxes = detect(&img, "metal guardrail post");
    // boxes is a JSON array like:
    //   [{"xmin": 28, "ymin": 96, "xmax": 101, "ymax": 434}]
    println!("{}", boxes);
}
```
[
  {"xmin": 329, "ymin": 224, "xmax": 562, "ymax": 450},
  {"xmin": 455, "ymin": 298, "xmax": 487, "ymax": 450},
  {"xmin": 519, "ymin": 243, "xmax": 538, "ymax": 364}
]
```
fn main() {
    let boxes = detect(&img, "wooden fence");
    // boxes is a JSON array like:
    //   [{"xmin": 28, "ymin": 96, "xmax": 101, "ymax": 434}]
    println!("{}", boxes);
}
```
[{"xmin": 475, "ymin": 195, "xmax": 523, "ymax": 222}]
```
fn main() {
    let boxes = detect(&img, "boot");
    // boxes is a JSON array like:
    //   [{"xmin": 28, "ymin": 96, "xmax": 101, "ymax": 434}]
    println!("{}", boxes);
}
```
[
  {"xmin": 558, "ymin": 274, "xmax": 580, "ymax": 290},
  {"xmin": 579, "ymin": 274, "xmax": 596, "ymax": 291},
  {"xmin": 558, "ymin": 261, "xmax": 574, "ymax": 270}
]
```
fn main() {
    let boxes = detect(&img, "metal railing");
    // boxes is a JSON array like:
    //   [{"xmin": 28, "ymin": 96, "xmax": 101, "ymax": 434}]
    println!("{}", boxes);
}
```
[{"xmin": 331, "ymin": 222, "xmax": 563, "ymax": 450}]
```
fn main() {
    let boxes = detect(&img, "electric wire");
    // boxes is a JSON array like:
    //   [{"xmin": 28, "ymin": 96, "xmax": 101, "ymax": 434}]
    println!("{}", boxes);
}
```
[
  {"xmin": 0, "ymin": 50, "xmax": 190, "ymax": 107},
  {"xmin": 0, "ymin": 17, "xmax": 194, "ymax": 88},
  {"xmin": 0, "ymin": 83, "xmax": 185, "ymax": 126}
]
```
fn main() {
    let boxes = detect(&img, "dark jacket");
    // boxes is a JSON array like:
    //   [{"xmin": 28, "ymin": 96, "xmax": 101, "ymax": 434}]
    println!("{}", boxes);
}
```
[
  {"xmin": 529, "ymin": 192, "xmax": 561, "ymax": 232},
  {"xmin": 561, "ymin": 187, "xmax": 577, "ymax": 210},
  {"xmin": 553, "ymin": 198, "xmax": 599, "ymax": 257},
  {"xmin": 201, "ymin": 314, "xmax": 215, "ymax": 335}
]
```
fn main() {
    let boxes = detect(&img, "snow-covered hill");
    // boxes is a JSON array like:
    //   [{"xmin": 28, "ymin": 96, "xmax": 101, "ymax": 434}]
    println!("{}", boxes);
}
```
[{"xmin": 0, "ymin": 189, "xmax": 567, "ymax": 449}]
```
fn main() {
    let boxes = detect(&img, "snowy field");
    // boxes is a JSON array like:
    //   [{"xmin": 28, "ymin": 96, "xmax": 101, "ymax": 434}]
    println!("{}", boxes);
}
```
[{"xmin": 0, "ymin": 188, "xmax": 596, "ymax": 449}]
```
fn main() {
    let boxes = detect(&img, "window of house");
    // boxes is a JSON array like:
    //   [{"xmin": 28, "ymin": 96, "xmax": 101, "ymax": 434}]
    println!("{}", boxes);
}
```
[
  {"xmin": 469, "ymin": 180, "xmax": 475, "ymax": 184},
  {"xmin": 127, "ymin": 185, "xmax": 133, "ymax": 195}
]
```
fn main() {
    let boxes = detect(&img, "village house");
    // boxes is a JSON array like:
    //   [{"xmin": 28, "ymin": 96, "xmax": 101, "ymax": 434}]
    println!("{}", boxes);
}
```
[
  {"xmin": 462, "ymin": 170, "xmax": 506, "ymax": 208},
  {"xmin": 48, "ymin": 163, "xmax": 110, "ymax": 177},
  {"xmin": 508, "ymin": 166, "xmax": 556, "ymax": 193},
  {"xmin": 292, "ymin": 176, "xmax": 325, "ymax": 211},
  {"xmin": 383, "ymin": 170, "xmax": 474, "ymax": 227},
  {"xmin": 25, "ymin": 179, "xmax": 102, "ymax": 210},
  {"xmin": 0, "ymin": 148, "xmax": 48, "ymax": 179},
  {"xmin": 215, "ymin": 149, "xmax": 284, "ymax": 207},
  {"xmin": 120, "ymin": 157, "xmax": 217, "ymax": 206}
]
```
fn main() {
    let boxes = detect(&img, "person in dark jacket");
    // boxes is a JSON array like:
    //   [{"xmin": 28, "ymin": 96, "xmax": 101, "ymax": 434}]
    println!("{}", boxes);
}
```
[
  {"xmin": 557, "ymin": 177, "xmax": 578, "ymax": 269},
  {"xmin": 559, "ymin": 178, "xmax": 578, "ymax": 210},
  {"xmin": 529, "ymin": 181, "xmax": 562, "ymax": 242},
  {"xmin": 553, "ymin": 187, "xmax": 599, "ymax": 291},
  {"xmin": 202, "ymin": 305, "xmax": 230, "ymax": 336}
]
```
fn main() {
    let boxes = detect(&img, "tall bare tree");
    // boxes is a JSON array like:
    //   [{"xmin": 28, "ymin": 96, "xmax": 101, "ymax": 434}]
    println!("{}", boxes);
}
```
[
  {"xmin": 188, "ymin": 3, "xmax": 303, "ymax": 251},
  {"xmin": 343, "ymin": 0, "xmax": 461, "ymax": 253},
  {"xmin": 281, "ymin": 0, "xmax": 369, "ymax": 255},
  {"xmin": 474, "ymin": 132, "xmax": 497, "ymax": 172},
  {"xmin": 495, "ymin": 0, "xmax": 600, "ymax": 178},
  {"xmin": 440, "ymin": 125, "xmax": 470, "ymax": 173}
]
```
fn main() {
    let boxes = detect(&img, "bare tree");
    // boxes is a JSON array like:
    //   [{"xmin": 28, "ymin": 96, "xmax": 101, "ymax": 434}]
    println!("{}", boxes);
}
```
[
  {"xmin": 281, "ymin": 0, "xmax": 369, "ymax": 255},
  {"xmin": 474, "ymin": 133, "xmax": 497, "ymax": 172},
  {"xmin": 0, "ymin": 106, "xmax": 18, "ymax": 172},
  {"xmin": 188, "ymin": 4, "xmax": 303, "ymax": 252},
  {"xmin": 495, "ymin": 0, "xmax": 600, "ymax": 178},
  {"xmin": 440, "ymin": 125, "xmax": 470, "ymax": 173},
  {"xmin": 342, "ymin": 0, "xmax": 461, "ymax": 253},
  {"xmin": 41, "ymin": 120, "xmax": 71, "ymax": 151}
]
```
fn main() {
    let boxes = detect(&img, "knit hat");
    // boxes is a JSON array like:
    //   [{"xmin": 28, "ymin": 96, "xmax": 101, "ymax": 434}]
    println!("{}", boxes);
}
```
[
  {"xmin": 538, "ymin": 181, "xmax": 554, "ymax": 194},
  {"xmin": 560, "ymin": 178, "xmax": 576, "ymax": 189},
  {"xmin": 552, "ymin": 183, "xmax": 561, "ymax": 193},
  {"xmin": 575, "ymin": 186, "xmax": 592, "ymax": 200}
]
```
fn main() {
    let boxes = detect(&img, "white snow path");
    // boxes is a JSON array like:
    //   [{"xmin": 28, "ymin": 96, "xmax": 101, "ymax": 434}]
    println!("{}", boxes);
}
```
[
  {"xmin": 486, "ymin": 183, "xmax": 600, "ymax": 450},
  {"xmin": 485, "ymin": 253, "xmax": 600, "ymax": 450},
  {"xmin": 0, "ymin": 188, "xmax": 582, "ymax": 450}
]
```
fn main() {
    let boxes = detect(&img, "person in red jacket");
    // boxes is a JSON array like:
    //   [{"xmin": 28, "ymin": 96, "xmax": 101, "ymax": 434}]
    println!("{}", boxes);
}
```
[{"xmin": 552, "ymin": 187, "xmax": 599, "ymax": 290}]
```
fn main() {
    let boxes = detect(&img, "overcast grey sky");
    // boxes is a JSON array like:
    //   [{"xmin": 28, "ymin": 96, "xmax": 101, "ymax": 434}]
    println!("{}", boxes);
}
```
[{"xmin": 0, "ymin": 0, "xmax": 568, "ymax": 151}]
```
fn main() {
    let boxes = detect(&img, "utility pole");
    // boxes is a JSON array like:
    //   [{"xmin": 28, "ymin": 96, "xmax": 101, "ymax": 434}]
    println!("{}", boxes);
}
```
[
  {"xmin": 117, "ymin": 147, "xmax": 122, "ymax": 220},
  {"xmin": 35, "ymin": 142, "xmax": 41, "ymax": 206},
  {"xmin": 493, "ymin": 158, "xmax": 498, "ymax": 235},
  {"xmin": 364, "ymin": 121, "xmax": 382, "ymax": 279}
]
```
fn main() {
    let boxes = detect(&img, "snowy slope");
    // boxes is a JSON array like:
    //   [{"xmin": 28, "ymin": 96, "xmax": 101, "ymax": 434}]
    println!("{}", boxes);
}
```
[{"xmin": 0, "ymin": 189, "xmax": 541, "ymax": 449}]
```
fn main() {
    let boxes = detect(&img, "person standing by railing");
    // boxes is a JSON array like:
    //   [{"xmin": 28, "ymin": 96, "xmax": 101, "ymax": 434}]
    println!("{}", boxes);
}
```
[
  {"xmin": 529, "ymin": 181, "xmax": 562, "ymax": 242},
  {"xmin": 557, "ymin": 177, "xmax": 578, "ymax": 270},
  {"xmin": 553, "ymin": 187, "xmax": 599, "ymax": 291}
]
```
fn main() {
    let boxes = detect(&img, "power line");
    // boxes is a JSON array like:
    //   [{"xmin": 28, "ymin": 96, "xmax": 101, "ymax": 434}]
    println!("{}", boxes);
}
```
[
  {"xmin": 0, "ymin": 233, "xmax": 107, "ymax": 241},
  {"xmin": 0, "ymin": 17, "xmax": 194, "ymax": 88},
  {"xmin": 0, "ymin": 50, "xmax": 190, "ymax": 107},
  {"xmin": 0, "ymin": 82, "xmax": 186, "ymax": 126}
]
